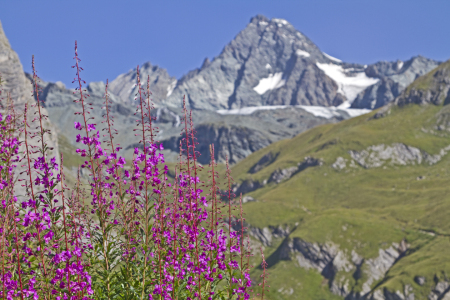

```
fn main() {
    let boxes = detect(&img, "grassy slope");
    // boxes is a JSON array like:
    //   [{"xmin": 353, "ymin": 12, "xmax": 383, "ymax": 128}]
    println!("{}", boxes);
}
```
[{"xmin": 233, "ymin": 101, "xmax": 450, "ymax": 299}]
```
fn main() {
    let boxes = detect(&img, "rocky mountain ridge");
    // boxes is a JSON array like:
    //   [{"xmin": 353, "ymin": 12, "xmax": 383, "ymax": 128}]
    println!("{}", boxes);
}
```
[{"xmin": 110, "ymin": 15, "xmax": 439, "ymax": 112}]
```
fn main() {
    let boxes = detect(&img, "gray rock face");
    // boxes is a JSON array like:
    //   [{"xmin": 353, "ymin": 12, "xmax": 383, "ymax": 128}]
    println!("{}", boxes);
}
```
[
  {"xmin": 0, "ymin": 21, "xmax": 59, "ymax": 196},
  {"xmin": 162, "ymin": 121, "xmax": 273, "ymax": 165},
  {"xmin": 397, "ymin": 88, "xmax": 448, "ymax": 107},
  {"xmin": 233, "ymin": 179, "xmax": 266, "ymax": 196},
  {"xmin": 348, "ymin": 143, "xmax": 450, "ymax": 168},
  {"xmin": 230, "ymin": 156, "xmax": 323, "ymax": 196},
  {"xmin": 245, "ymin": 222, "xmax": 416, "ymax": 300},
  {"xmin": 361, "ymin": 246, "xmax": 402, "ymax": 294},
  {"xmin": 0, "ymin": 24, "xmax": 32, "ymax": 105},
  {"xmin": 298, "ymin": 156, "xmax": 323, "ymax": 171},
  {"xmin": 332, "ymin": 157, "xmax": 347, "ymax": 170},
  {"xmin": 268, "ymin": 156, "xmax": 322, "ymax": 183},
  {"xmin": 292, "ymin": 239, "xmax": 339, "ymax": 272},
  {"xmin": 31, "ymin": 77, "xmax": 142, "ymax": 162},
  {"xmin": 247, "ymin": 225, "xmax": 291, "ymax": 247},
  {"xmin": 188, "ymin": 123, "xmax": 273, "ymax": 165},
  {"xmin": 159, "ymin": 106, "xmax": 342, "ymax": 164},
  {"xmin": 414, "ymin": 276, "xmax": 426, "ymax": 286},
  {"xmin": 242, "ymin": 196, "xmax": 255, "ymax": 203},
  {"xmin": 352, "ymin": 56, "xmax": 440, "ymax": 109},
  {"xmin": 249, "ymin": 227, "xmax": 273, "ymax": 246},
  {"xmin": 428, "ymin": 281, "xmax": 450, "ymax": 300},
  {"xmin": 349, "ymin": 143, "xmax": 423, "ymax": 168},
  {"xmin": 249, "ymin": 151, "xmax": 277, "ymax": 173},
  {"xmin": 351, "ymin": 78, "xmax": 401, "ymax": 109},
  {"xmin": 268, "ymin": 166, "xmax": 298, "ymax": 183}
]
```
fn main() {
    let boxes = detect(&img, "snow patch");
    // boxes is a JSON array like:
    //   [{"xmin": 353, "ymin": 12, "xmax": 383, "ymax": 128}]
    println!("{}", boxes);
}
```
[
  {"xmin": 296, "ymin": 49, "xmax": 310, "ymax": 57},
  {"xmin": 253, "ymin": 73, "xmax": 285, "ymax": 95},
  {"xmin": 217, "ymin": 105, "xmax": 289, "ymax": 116},
  {"xmin": 166, "ymin": 80, "xmax": 177, "ymax": 97},
  {"xmin": 316, "ymin": 63, "xmax": 379, "ymax": 103},
  {"xmin": 397, "ymin": 61, "xmax": 404, "ymax": 70},
  {"xmin": 259, "ymin": 21, "xmax": 268, "ymax": 26},
  {"xmin": 265, "ymin": 63, "xmax": 272, "ymax": 69},
  {"xmin": 217, "ymin": 105, "xmax": 371, "ymax": 119},
  {"xmin": 273, "ymin": 18, "xmax": 288, "ymax": 25},
  {"xmin": 323, "ymin": 53, "xmax": 342, "ymax": 63},
  {"xmin": 127, "ymin": 83, "xmax": 136, "ymax": 94},
  {"xmin": 300, "ymin": 106, "xmax": 370, "ymax": 119}
]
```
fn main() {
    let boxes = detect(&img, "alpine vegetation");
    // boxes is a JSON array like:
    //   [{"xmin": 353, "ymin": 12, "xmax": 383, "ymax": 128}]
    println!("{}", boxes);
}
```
[{"xmin": 0, "ymin": 42, "xmax": 262, "ymax": 300}]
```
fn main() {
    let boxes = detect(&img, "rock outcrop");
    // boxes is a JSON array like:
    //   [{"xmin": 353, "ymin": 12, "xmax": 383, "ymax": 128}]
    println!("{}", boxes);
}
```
[
  {"xmin": 249, "ymin": 151, "xmax": 278, "ymax": 173},
  {"xmin": 348, "ymin": 143, "xmax": 450, "ymax": 168},
  {"xmin": 268, "ymin": 156, "xmax": 323, "ymax": 183}
]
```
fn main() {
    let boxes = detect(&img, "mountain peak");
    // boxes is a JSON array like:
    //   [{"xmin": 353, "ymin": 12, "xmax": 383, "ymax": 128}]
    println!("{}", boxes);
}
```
[
  {"xmin": 165, "ymin": 14, "xmax": 336, "ymax": 110},
  {"xmin": 109, "ymin": 60, "xmax": 176, "ymax": 104},
  {"xmin": 249, "ymin": 14, "xmax": 269, "ymax": 24}
]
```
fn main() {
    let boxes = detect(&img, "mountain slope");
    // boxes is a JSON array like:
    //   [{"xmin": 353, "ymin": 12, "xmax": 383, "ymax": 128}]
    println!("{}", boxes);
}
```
[{"xmin": 232, "ymin": 60, "xmax": 450, "ymax": 300}]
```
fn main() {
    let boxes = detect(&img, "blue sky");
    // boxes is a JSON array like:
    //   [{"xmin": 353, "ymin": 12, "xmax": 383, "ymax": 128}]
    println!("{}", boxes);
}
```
[{"xmin": 1, "ymin": 0, "xmax": 449, "ymax": 88}]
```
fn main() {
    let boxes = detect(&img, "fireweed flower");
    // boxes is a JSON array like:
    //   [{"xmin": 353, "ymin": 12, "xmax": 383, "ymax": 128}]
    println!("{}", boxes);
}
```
[{"xmin": 0, "ymin": 46, "xmax": 257, "ymax": 300}]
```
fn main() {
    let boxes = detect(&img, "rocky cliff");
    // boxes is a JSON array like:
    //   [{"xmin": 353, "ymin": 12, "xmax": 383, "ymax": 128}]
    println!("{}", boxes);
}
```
[{"xmin": 0, "ymin": 20, "xmax": 59, "ymax": 196}]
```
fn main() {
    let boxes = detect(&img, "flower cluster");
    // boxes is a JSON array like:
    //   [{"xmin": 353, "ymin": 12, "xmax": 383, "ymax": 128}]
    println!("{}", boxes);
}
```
[
  {"xmin": 0, "ymin": 43, "xmax": 259, "ymax": 300},
  {"xmin": 0, "ymin": 57, "xmax": 93, "ymax": 300}
]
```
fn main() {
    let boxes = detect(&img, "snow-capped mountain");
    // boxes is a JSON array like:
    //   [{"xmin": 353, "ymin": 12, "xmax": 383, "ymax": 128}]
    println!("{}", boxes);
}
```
[{"xmin": 110, "ymin": 15, "xmax": 439, "ymax": 111}]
